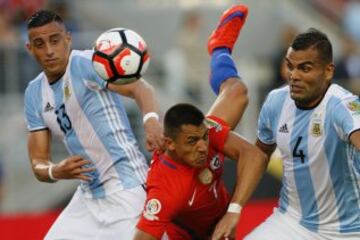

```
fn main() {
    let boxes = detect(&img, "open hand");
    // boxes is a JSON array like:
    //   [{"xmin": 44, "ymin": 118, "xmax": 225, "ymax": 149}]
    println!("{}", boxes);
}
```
[{"xmin": 52, "ymin": 156, "xmax": 95, "ymax": 181}]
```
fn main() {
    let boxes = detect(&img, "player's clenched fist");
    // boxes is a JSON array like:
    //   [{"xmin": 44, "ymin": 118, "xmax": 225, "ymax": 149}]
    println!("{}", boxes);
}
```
[{"xmin": 51, "ymin": 156, "xmax": 95, "ymax": 181}]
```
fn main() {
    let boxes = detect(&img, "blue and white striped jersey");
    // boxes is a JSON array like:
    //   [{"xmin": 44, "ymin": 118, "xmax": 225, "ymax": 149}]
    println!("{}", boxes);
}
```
[
  {"xmin": 24, "ymin": 50, "xmax": 148, "ymax": 199},
  {"xmin": 258, "ymin": 84, "xmax": 360, "ymax": 236}
]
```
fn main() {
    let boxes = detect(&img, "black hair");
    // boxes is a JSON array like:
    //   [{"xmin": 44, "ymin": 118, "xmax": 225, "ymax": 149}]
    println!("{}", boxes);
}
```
[
  {"xmin": 164, "ymin": 103, "xmax": 205, "ymax": 139},
  {"xmin": 27, "ymin": 10, "xmax": 64, "ymax": 29},
  {"xmin": 291, "ymin": 28, "xmax": 333, "ymax": 64}
]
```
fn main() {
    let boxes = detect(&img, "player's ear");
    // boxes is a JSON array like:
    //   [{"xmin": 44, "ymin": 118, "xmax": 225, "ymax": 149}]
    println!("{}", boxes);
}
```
[
  {"xmin": 164, "ymin": 136, "xmax": 176, "ymax": 151},
  {"xmin": 26, "ymin": 42, "xmax": 32, "ymax": 54},
  {"xmin": 325, "ymin": 63, "xmax": 334, "ymax": 82},
  {"xmin": 65, "ymin": 31, "xmax": 72, "ymax": 44}
]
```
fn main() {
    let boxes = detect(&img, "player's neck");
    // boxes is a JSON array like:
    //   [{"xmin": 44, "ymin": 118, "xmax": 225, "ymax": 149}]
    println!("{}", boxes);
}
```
[{"xmin": 46, "ymin": 69, "xmax": 66, "ymax": 84}]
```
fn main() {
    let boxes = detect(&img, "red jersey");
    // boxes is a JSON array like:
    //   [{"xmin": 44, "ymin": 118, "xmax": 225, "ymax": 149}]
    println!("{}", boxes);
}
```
[{"xmin": 137, "ymin": 116, "xmax": 230, "ymax": 239}]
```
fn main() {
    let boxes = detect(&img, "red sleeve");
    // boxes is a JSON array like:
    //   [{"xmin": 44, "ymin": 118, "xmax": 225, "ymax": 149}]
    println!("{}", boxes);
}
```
[
  {"xmin": 205, "ymin": 115, "xmax": 230, "ymax": 152},
  {"xmin": 136, "ymin": 167, "xmax": 183, "ymax": 239}
]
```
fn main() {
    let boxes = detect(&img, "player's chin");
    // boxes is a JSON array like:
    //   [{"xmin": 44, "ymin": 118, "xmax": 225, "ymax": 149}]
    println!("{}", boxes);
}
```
[
  {"xmin": 290, "ymin": 92, "xmax": 304, "ymax": 102},
  {"xmin": 193, "ymin": 158, "xmax": 207, "ymax": 168}
]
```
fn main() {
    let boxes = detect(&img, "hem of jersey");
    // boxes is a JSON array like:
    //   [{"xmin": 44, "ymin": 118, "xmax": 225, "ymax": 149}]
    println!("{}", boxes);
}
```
[
  {"xmin": 257, "ymin": 136, "xmax": 276, "ymax": 146},
  {"xmin": 81, "ymin": 182, "xmax": 146, "ymax": 199},
  {"xmin": 348, "ymin": 128, "xmax": 360, "ymax": 141},
  {"xmin": 29, "ymin": 127, "xmax": 49, "ymax": 132}
]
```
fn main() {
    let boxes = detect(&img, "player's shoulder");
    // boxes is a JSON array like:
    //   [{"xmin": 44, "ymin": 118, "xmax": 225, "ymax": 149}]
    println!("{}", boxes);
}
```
[
  {"xmin": 326, "ymin": 84, "xmax": 359, "ymax": 107},
  {"xmin": 267, "ymin": 85, "xmax": 289, "ymax": 101},
  {"xmin": 68, "ymin": 49, "xmax": 97, "ymax": 76},
  {"xmin": 69, "ymin": 49, "xmax": 94, "ymax": 68},
  {"xmin": 25, "ymin": 72, "xmax": 45, "ymax": 96},
  {"xmin": 147, "ymin": 153, "xmax": 192, "ymax": 192},
  {"xmin": 327, "ymin": 84, "xmax": 357, "ymax": 100},
  {"xmin": 71, "ymin": 49, "xmax": 94, "ymax": 60},
  {"xmin": 261, "ymin": 85, "xmax": 289, "ymax": 113}
]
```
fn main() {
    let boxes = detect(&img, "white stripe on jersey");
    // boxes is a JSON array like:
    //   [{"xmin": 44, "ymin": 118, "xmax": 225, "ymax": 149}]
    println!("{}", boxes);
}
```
[
  {"xmin": 102, "ymin": 92, "xmax": 147, "ymax": 180},
  {"xmin": 98, "ymin": 90, "xmax": 147, "ymax": 183},
  {"xmin": 277, "ymin": 95, "xmax": 302, "ymax": 222}
]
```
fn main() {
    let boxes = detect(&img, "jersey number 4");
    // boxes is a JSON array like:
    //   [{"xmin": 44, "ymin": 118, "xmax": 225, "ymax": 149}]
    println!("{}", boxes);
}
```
[
  {"xmin": 293, "ymin": 136, "xmax": 305, "ymax": 163},
  {"xmin": 55, "ymin": 104, "xmax": 72, "ymax": 134}
]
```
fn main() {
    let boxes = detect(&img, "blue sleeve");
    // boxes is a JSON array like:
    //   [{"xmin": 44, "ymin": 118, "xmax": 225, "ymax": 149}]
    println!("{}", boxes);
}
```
[
  {"xmin": 24, "ymin": 83, "xmax": 47, "ymax": 131},
  {"xmin": 257, "ymin": 93, "xmax": 276, "ymax": 145}
]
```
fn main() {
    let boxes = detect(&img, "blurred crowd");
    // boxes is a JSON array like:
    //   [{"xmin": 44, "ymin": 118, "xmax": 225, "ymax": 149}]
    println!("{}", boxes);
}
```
[{"xmin": 0, "ymin": 0, "xmax": 78, "ymax": 44}]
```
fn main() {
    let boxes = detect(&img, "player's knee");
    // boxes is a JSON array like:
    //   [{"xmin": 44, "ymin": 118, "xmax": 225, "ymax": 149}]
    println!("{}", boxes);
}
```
[
  {"xmin": 210, "ymin": 49, "xmax": 239, "ymax": 95},
  {"xmin": 219, "ymin": 78, "xmax": 248, "ymax": 103},
  {"xmin": 223, "ymin": 78, "xmax": 247, "ymax": 96}
]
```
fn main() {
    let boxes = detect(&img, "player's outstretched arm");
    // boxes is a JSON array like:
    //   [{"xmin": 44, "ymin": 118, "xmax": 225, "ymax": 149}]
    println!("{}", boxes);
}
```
[
  {"xmin": 107, "ymin": 78, "xmax": 164, "ymax": 152},
  {"xmin": 211, "ymin": 132, "xmax": 268, "ymax": 240},
  {"xmin": 28, "ymin": 130, "xmax": 95, "ymax": 182}
]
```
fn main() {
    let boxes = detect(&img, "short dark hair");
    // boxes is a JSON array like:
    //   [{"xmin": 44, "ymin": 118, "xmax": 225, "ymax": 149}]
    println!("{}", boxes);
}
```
[
  {"xmin": 291, "ymin": 28, "xmax": 333, "ymax": 64},
  {"xmin": 164, "ymin": 103, "xmax": 205, "ymax": 139},
  {"xmin": 27, "ymin": 10, "xmax": 64, "ymax": 29}
]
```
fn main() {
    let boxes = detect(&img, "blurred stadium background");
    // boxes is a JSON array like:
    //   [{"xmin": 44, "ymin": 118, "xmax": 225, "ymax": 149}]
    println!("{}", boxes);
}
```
[{"xmin": 0, "ymin": 0, "xmax": 359, "ymax": 239}]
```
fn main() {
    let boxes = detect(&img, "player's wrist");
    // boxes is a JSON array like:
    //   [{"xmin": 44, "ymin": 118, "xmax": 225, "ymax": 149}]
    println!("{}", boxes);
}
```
[
  {"xmin": 143, "ymin": 112, "xmax": 159, "ymax": 124},
  {"xmin": 227, "ymin": 203, "xmax": 242, "ymax": 214},
  {"xmin": 48, "ymin": 163, "xmax": 59, "ymax": 182}
]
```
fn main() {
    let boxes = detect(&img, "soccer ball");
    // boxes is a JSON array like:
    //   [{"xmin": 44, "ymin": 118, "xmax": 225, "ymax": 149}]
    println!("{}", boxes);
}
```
[{"xmin": 92, "ymin": 28, "xmax": 150, "ymax": 85}]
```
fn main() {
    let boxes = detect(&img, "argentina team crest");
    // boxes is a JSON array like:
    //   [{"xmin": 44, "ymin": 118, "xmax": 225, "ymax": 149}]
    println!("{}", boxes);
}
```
[
  {"xmin": 310, "ymin": 113, "xmax": 323, "ymax": 137},
  {"xmin": 63, "ymin": 80, "xmax": 72, "ymax": 101},
  {"xmin": 347, "ymin": 99, "xmax": 360, "ymax": 115}
]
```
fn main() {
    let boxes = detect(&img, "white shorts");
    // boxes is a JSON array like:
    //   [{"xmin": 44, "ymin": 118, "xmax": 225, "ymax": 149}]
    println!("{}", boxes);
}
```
[
  {"xmin": 45, "ymin": 185, "xmax": 146, "ymax": 240},
  {"xmin": 244, "ymin": 208, "xmax": 360, "ymax": 240}
]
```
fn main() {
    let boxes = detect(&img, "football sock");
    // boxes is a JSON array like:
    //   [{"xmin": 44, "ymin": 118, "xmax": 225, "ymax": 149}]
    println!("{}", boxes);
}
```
[{"xmin": 209, "ymin": 48, "xmax": 240, "ymax": 95}]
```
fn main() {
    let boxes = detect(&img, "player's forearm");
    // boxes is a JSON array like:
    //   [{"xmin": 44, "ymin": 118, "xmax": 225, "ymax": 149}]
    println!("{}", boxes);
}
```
[
  {"xmin": 230, "ymin": 149, "xmax": 268, "ymax": 206},
  {"xmin": 132, "ymin": 79, "xmax": 160, "ymax": 116},
  {"xmin": 31, "ymin": 159, "xmax": 55, "ymax": 183}
]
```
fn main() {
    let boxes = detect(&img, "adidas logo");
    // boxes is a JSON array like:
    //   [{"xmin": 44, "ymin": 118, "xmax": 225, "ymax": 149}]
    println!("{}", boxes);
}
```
[
  {"xmin": 279, "ymin": 123, "xmax": 289, "ymax": 133},
  {"xmin": 44, "ymin": 102, "xmax": 54, "ymax": 112}
]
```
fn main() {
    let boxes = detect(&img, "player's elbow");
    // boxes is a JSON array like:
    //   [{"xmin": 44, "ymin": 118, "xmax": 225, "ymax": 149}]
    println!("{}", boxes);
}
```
[{"xmin": 248, "ymin": 145, "xmax": 269, "ymax": 170}]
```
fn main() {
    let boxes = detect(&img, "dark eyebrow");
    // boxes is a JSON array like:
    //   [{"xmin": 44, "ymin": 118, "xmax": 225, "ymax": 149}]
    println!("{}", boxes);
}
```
[
  {"xmin": 49, "ymin": 33, "xmax": 61, "ymax": 39},
  {"xmin": 32, "ymin": 33, "xmax": 62, "ymax": 42},
  {"xmin": 285, "ymin": 58, "xmax": 314, "ymax": 66}
]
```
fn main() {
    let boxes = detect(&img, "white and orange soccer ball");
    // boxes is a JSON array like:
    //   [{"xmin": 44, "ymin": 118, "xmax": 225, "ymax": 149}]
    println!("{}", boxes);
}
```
[{"xmin": 92, "ymin": 28, "xmax": 150, "ymax": 85}]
